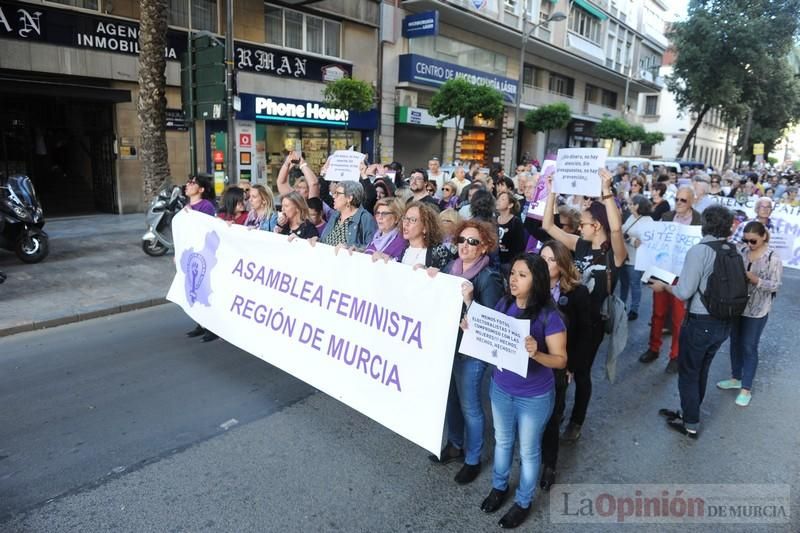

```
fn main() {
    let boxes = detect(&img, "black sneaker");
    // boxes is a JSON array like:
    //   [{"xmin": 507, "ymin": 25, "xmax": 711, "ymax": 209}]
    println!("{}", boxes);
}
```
[
  {"xmin": 428, "ymin": 442, "xmax": 463, "ymax": 464},
  {"xmin": 658, "ymin": 408, "xmax": 682, "ymax": 421},
  {"xmin": 480, "ymin": 488, "xmax": 509, "ymax": 514},
  {"xmin": 627, "ymin": 311, "xmax": 638, "ymax": 321},
  {"xmin": 666, "ymin": 419, "xmax": 698, "ymax": 439},
  {"xmin": 499, "ymin": 503, "xmax": 531, "ymax": 529},
  {"xmin": 454, "ymin": 462, "xmax": 481, "ymax": 485},
  {"xmin": 539, "ymin": 465, "xmax": 556, "ymax": 491},
  {"xmin": 186, "ymin": 325, "xmax": 206, "ymax": 337},
  {"xmin": 639, "ymin": 349, "xmax": 659, "ymax": 363},
  {"xmin": 561, "ymin": 422, "xmax": 582, "ymax": 442},
  {"xmin": 201, "ymin": 331, "xmax": 219, "ymax": 342},
  {"xmin": 665, "ymin": 359, "xmax": 679, "ymax": 374}
]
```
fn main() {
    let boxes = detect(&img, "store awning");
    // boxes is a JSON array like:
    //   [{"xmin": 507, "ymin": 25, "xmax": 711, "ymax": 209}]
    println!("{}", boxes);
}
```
[
  {"xmin": 573, "ymin": 0, "xmax": 609, "ymax": 21},
  {"xmin": 0, "ymin": 77, "xmax": 131, "ymax": 103}
]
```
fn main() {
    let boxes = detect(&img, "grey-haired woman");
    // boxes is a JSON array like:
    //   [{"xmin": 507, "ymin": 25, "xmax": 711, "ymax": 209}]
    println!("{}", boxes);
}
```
[{"xmin": 319, "ymin": 180, "xmax": 377, "ymax": 250}]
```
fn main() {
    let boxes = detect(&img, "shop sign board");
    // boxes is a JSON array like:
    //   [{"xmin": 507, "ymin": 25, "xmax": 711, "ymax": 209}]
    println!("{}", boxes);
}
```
[
  {"xmin": 402, "ymin": 11, "xmax": 439, "ymax": 38},
  {"xmin": 236, "ymin": 94, "xmax": 378, "ymax": 131},
  {"xmin": 398, "ymin": 54, "xmax": 517, "ymax": 103},
  {"xmin": 0, "ymin": 0, "xmax": 352, "ymax": 83}
]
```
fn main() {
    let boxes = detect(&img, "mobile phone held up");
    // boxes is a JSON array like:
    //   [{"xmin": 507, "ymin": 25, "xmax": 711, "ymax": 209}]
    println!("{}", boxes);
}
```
[{"xmin": 291, "ymin": 140, "xmax": 302, "ymax": 165}]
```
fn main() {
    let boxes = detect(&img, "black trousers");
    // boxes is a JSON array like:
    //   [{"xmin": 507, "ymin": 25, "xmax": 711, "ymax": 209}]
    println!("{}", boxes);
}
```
[
  {"xmin": 541, "ymin": 369, "xmax": 569, "ymax": 468},
  {"xmin": 569, "ymin": 321, "xmax": 605, "ymax": 426}
]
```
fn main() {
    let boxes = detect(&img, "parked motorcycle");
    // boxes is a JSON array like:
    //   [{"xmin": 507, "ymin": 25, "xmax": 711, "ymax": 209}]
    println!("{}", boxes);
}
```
[
  {"xmin": 0, "ymin": 174, "xmax": 49, "ymax": 263},
  {"xmin": 141, "ymin": 181, "xmax": 186, "ymax": 256}
]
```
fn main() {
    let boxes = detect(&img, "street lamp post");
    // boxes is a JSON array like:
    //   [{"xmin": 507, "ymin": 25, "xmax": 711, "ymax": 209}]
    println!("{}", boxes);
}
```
[{"xmin": 510, "ymin": 9, "xmax": 567, "ymax": 169}]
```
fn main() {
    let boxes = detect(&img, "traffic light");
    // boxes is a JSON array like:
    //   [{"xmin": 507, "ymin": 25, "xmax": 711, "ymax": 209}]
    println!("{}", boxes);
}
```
[{"xmin": 181, "ymin": 34, "xmax": 227, "ymax": 120}]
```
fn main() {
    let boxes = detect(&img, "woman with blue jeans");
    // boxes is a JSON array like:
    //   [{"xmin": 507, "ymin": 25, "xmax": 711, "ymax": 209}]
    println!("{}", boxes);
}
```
[
  {"xmin": 430, "ymin": 220, "xmax": 503, "ymax": 485},
  {"xmin": 471, "ymin": 253, "xmax": 567, "ymax": 529},
  {"xmin": 717, "ymin": 221, "xmax": 782, "ymax": 406},
  {"xmin": 619, "ymin": 195, "xmax": 653, "ymax": 321}
]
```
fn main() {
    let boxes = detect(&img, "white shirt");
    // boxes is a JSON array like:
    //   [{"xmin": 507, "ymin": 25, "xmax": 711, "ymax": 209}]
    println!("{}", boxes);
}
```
[{"xmin": 401, "ymin": 246, "xmax": 427, "ymax": 267}]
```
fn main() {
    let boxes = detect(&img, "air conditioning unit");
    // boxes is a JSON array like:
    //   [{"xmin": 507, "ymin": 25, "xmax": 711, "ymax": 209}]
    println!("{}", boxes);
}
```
[{"xmin": 396, "ymin": 89, "xmax": 418, "ymax": 108}]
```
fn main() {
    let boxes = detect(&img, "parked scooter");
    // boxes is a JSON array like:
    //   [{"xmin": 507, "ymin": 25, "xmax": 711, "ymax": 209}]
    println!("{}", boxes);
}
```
[
  {"xmin": 141, "ymin": 180, "xmax": 186, "ymax": 256},
  {"xmin": 0, "ymin": 174, "xmax": 49, "ymax": 263}
]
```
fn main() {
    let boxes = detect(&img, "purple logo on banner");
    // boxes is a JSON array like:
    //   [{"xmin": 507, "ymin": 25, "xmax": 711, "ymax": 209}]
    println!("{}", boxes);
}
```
[{"xmin": 181, "ymin": 231, "xmax": 219, "ymax": 306}]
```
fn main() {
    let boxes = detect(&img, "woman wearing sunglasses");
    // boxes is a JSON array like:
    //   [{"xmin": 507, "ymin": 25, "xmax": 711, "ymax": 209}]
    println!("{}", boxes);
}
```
[
  {"xmin": 542, "ymin": 169, "xmax": 626, "ymax": 442},
  {"xmin": 439, "ymin": 181, "xmax": 461, "ymax": 211},
  {"xmin": 477, "ymin": 253, "xmax": 567, "ymax": 528},
  {"xmin": 429, "ymin": 220, "xmax": 504, "ymax": 486},
  {"xmin": 365, "ymin": 197, "xmax": 407, "ymax": 260},
  {"xmin": 717, "ymin": 221, "xmax": 783, "ymax": 407}
]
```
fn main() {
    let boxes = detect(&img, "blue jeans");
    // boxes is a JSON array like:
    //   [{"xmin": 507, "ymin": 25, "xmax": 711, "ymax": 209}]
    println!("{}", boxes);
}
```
[
  {"xmin": 678, "ymin": 315, "xmax": 731, "ymax": 430},
  {"xmin": 490, "ymin": 380, "xmax": 554, "ymax": 508},
  {"xmin": 729, "ymin": 315, "xmax": 769, "ymax": 390},
  {"xmin": 618, "ymin": 264, "xmax": 644, "ymax": 314},
  {"xmin": 446, "ymin": 356, "xmax": 488, "ymax": 465}
]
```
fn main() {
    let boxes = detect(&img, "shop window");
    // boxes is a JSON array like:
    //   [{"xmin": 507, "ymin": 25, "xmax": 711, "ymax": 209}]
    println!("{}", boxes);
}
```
[
  {"xmin": 264, "ymin": 3, "xmax": 342, "ymax": 58},
  {"xmin": 568, "ymin": 6, "xmax": 601, "ymax": 44},
  {"xmin": 548, "ymin": 74, "xmax": 575, "ymax": 97},
  {"xmin": 169, "ymin": 0, "xmax": 218, "ymax": 32}
]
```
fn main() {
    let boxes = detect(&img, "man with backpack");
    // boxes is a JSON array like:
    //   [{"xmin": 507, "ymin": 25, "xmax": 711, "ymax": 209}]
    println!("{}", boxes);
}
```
[{"xmin": 649, "ymin": 205, "xmax": 747, "ymax": 439}]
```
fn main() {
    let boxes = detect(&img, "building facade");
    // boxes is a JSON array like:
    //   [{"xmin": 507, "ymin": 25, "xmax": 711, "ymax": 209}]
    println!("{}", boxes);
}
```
[
  {"xmin": 0, "ymin": 0, "xmax": 380, "ymax": 214},
  {"xmin": 378, "ymin": 0, "xmax": 667, "ymax": 171}
]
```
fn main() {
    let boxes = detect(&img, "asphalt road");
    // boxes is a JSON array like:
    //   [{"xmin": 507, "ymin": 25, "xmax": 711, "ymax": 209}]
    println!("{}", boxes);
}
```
[{"xmin": 2, "ymin": 272, "xmax": 799, "ymax": 532}]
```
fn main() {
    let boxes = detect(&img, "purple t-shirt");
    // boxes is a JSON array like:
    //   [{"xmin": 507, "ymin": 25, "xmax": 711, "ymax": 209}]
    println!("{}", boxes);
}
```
[
  {"xmin": 492, "ymin": 299, "xmax": 565, "ymax": 397},
  {"xmin": 190, "ymin": 199, "xmax": 216, "ymax": 216}
]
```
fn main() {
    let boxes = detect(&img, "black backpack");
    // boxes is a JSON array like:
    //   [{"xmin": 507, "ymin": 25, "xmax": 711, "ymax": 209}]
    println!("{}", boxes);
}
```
[{"xmin": 700, "ymin": 241, "xmax": 748, "ymax": 320}]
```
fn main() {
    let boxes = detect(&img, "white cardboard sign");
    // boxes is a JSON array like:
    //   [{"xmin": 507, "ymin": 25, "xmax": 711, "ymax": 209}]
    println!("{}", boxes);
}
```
[
  {"xmin": 554, "ymin": 148, "xmax": 606, "ymax": 198},
  {"xmin": 458, "ymin": 302, "xmax": 531, "ymax": 378},
  {"xmin": 326, "ymin": 150, "xmax": 365, "ymax": 181}
]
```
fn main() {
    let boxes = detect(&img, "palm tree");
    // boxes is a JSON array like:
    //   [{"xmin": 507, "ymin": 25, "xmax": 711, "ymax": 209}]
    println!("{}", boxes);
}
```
[{"xmin": 138, "ymin": 0, "xmax": 171, "ymax": 200}]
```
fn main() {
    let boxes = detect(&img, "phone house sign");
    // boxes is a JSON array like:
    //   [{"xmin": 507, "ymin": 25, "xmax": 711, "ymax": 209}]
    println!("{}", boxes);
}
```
[{"xmin": 255, "ymin": 97, "xmax": 349, "ymax": 126}]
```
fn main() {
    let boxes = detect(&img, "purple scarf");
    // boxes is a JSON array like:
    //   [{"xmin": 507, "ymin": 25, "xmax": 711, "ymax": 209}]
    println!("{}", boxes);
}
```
[
  {"xmin": 366, "ymin": 228, "xmax": 399, "ymax": 254},
  {"xmin": 450, "ymin": 255, "xmax": 490, "ymax": 279}
]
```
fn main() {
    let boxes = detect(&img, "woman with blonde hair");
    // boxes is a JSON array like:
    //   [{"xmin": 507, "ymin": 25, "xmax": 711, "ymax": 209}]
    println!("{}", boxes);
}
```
[
  {"xmin": 365, "ymin": 197, "xmax": 407, "ymax": 260},
  {"xmin": 538, "ymin": 240, "xmax": 592, "ymax": 491},
  {"xmin": 275, "ymin": 191, "xmax": 318, "ymax": 239},
  {"xmin": 245, "ymin": 184, "xmax": 278, "ymax": 230}
]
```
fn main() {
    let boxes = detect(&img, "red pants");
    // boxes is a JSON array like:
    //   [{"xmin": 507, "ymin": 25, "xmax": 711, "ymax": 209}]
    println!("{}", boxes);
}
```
[{"xmin": 649, "ymin": 291, "xmax": 685, "ymax": 360}]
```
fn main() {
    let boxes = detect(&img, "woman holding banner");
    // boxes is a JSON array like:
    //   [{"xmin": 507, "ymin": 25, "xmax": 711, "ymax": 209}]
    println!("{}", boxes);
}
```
[
  {"xmin": 319, "ymin": 181, "xmax": 377, "ymax": 250},
  {"xmin": 244, "ymin": 185, "xmax": 278, "ymax": 230},
  {"xmin": 477, "ymin": 253, "xmax": 567, "ymax": 528},
  {"xmin": 542, "ymin": 168, "xmax": 626, "ymax": 442},
  {"xmin": 364, "ymin": 197, "xmax": 407, "ymax": 260},
  {"xmin": 430, "ymin": 220, "xmax": 503, "ymax": 485},
  {"xmin": 398, "ymin": 202, "xmax": 454, "ymax": 269},
  {"xmin": 538, "ymin": 241, "xmax": 592, "ymax": 491},
  {"xmin": 717, "ymin": 221, "xmax": 783, "ymax": 407}
]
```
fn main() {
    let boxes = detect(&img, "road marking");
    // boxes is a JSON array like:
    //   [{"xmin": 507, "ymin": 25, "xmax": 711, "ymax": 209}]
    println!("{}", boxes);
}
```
[{"xmin": 220, "ymin": 418, "xmax": 239, "ymax": 431}]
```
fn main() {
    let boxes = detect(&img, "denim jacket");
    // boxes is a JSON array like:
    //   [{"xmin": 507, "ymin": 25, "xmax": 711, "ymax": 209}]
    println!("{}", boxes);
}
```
[{"xmin": 320, "ymin": 207, "xmax": 377, "ymax": 250}]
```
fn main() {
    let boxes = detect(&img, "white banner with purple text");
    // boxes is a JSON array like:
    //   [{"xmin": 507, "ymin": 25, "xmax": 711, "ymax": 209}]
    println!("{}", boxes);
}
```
[{"xmin": 167, "ymin": 210, "xmax": 465, "ymax": 456}]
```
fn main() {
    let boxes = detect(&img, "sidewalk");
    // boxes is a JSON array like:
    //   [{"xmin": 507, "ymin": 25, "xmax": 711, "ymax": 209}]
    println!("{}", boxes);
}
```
[{"xmin": 0, "ymin": 214, "xmax": 174, "ymax": 337}]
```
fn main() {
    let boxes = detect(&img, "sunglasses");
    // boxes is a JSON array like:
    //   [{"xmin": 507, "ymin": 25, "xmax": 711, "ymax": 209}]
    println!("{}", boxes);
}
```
[
  {"xmin": 457, "ymin": 236, "xmax": 481, "ymax": 246},
  {"xmin": 743, "ymin": 238, "xmax": 760, "ymax": 245},
  {"xmin": 676, "ymin": 198, "xmax": 690, "ymax": 203}
]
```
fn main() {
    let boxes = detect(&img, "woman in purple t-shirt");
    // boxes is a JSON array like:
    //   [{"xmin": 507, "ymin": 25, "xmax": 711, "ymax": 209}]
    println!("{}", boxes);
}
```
[
  {"xmin": 185, "ymin": 174, "xmax": 216, "ymax": 216},
  {"xmin": 474, "ymin": 253, "xmax": 567, "ymax": 529}
]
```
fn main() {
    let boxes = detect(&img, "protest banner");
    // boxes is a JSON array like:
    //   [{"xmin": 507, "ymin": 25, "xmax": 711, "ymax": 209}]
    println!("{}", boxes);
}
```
[
  {"xmin": 554, "ymin": 148, "xmax": 606, "ymax": 198},
  {"xmin": 634, "ymin": 221, "xmax": 703, "ymax": 277},
  {"xmin": 709, "ymin": 196, "xmax": 800, "ymax": 270},
  {"xmin": 325, "ymin": 150, "xmax": 365, "ymax": 181},
  {"xmin": 526, "ymin": 160, "xmax": 555, "ymax": 220},
  {"xmin": 458, "ymin": 302, "xmax": 530, "ymax": 378},
  {"xmin": 167, "ymin": 210, "xmax": 464, "ymax": 456}
]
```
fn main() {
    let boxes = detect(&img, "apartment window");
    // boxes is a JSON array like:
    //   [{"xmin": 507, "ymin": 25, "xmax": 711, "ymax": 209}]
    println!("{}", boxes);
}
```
[
  {"xmin": 264, "ymin": 4, "xmax": 342, "ymax": 57},
  {"xmin": 585, "ymin": 84, "xmax": 600, "ymax": 104},
  {"xmin": 504, "ymin": 0, "xmax": 519, "ymax": 13},
  {"xmin": 640, "ymin": 143, "xmax": 653, "ymax": 156},
  {"xmin": 169, "ymin": 0, "xmax": 217, "ymax": 32},
  {"xmin": 539, "ymin": 0, "xmax": 551, "ymax": 25},
  {"xmin": 49, "ymin": 0, "xmax": 98, "ymax": 8},
  {"xmin": 601, "ymin": 89, "xmax": 617, "ymax": 109},
  {"xmin": 313, "ymin": 0, "xmax": 378, "ymax": 25},
  {"xmin": 549, "ymin": 73, "xmax": 575, "ymax": 97},
  {"xmin": 645, "ymin": 95, "xmax": 658, "ymax": 116},
  {"xmin": 523, "ymin": 64, "xmax": 544, "ymax": 88},
  {"xmin": 569, "ymin": 7, "xmax": 601, "ymax": 44}
]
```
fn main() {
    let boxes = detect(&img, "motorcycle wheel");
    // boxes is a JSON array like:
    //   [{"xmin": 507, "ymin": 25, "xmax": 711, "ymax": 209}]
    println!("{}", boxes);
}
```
[
  {"xmin": 16, "ymin": 233, "xmax": 49, "ymax": 264},
  {"xmin": 142, "ymin": 239, "xmax": 169, "ymax": 257}
]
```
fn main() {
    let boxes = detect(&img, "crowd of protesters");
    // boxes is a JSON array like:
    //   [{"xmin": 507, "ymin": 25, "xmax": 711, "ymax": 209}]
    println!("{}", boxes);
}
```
[{"xmin": 179, "ymin": 153, "xmax": 788, "ymax": 529}]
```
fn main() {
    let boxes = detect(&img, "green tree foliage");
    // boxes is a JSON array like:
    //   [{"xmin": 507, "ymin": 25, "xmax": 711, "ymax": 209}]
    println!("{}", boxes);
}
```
[
  {"xmin": 429, "ymin": 79, "xmax": 505, "ymax": 161},
  {"xmin": 524, "ymin": 103, "xmax": 572, "ymax": 153},
  {"xmin": 596, "ymin": 118, "xmax": 664, "ymax": 155},
  {"xmin": 323, "ymin": 77, "xmax": 374, "ymax": 148},
  {"xmin": 667, "ymin": 0, "xmax": 800, "ymax": 157}
]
